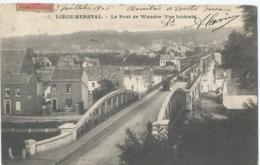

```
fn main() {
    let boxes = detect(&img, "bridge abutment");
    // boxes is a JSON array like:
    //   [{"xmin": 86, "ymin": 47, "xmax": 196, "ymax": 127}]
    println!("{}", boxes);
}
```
[
  {"xmin": 152, "ymin": 120, "xmax": 169, "ymax": 141},
  {"xmin": 59, "ymin": 123, "xmax": 77, "ymax": 141}
]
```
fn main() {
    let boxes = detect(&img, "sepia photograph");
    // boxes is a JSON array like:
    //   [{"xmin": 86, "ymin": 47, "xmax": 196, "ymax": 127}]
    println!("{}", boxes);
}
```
[{"xmin": 0, "ymin": 3, "xmax": 258, "ymax": 165}]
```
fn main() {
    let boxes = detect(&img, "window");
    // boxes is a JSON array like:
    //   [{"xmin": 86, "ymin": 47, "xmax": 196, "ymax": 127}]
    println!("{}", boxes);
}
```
[
  {"xmin": 92, "ymin": 82, "xmax": 95, "ymax": 88},
  {"xmin": 15, "ymin": 101, "xmax": 21, "ymax": 112},
  {"xmin": 65, "ymin": 99, "xmax": 72, "ymax": 107},
  {"xmin": 4, "ymin": 88, "xmax": 10, "ymax": 97},
  {"xmin": 15, "ymin": 88, "xmax": 20, "ymax": 97},
  {"xmin": 52, "ymin": 84, "xmax": 57, "ymax": 93},
  {"xmin": 66, "ymin": 84, "xmax": 72, "ymax": 93}
]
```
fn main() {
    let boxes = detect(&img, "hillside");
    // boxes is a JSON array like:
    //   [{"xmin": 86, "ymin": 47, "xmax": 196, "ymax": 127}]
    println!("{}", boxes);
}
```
[{"xmin": 1, "ymin": 27, "xmax": 241, "ymax": 53}]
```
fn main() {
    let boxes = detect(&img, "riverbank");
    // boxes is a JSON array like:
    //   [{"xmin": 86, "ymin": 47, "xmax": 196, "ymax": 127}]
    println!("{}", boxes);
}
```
[{"xmin": 2, "ymin": 114, "xmax": 81, "ymax": 123}]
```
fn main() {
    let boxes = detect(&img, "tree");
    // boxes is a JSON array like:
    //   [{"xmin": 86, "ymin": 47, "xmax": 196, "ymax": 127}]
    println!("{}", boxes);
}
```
[
  {"xmin": 92, "ymin": 79, "xmax": 116, "ymax": 102},
  {"xmin": 222, "ymin": 6, "xmax": 257, "ymax": 89},
  {"xmin": 117, "ymin": 124, "xmax": 175, "ymax": 165},
  {"xmin": 241, "ymin": 5, "xmax": 257, "ymax": 37}
]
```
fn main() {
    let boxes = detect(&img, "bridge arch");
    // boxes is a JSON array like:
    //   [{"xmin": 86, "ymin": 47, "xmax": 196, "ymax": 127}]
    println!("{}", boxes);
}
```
[
  {"xmin": 153, "ymin": 87, "xmax": 187, "ymax": 140},
  {"xmin": 76, "ymin": 89, "xmax": 139, "ymax": 137},
  {"xmin": 157, "ymin": 88, "xmax": 186, "ymax": 121}
]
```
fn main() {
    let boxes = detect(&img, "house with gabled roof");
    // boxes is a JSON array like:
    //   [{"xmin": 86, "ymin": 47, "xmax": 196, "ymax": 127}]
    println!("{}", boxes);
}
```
[
  {"xmin": 83, "ymin": 57, "xmax": 102, "ymax": 94},
  {"xmin": 159, "ymin": 46, "xmax": 187, "ymax": 71},
  {"xmin": 86, "ymin": 67, "xmax": 101, "ymax": 94},
  {"xmin": 48, "ymin": 69, "xmax": 89, "ymax": 113},
  {"xmin": 56, "ymin": 55, "xmax": 82, "ymax": 69},
  {"xmin": 1, "ymin": 49, "xmax": 42, "ymax": 116}
]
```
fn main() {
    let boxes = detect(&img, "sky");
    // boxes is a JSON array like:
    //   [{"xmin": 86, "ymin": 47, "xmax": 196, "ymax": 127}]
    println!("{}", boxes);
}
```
[{"xmin": 0, "ymin": 4, "xmax": 244, "ymax": 37}]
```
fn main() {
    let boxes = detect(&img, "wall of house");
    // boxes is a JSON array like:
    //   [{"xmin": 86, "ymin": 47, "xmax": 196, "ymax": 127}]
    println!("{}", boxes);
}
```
[
  {"xmin": 123, "ymin": 75, "xmax": 149, "ymax": 93},
  {"xmin": 222, "ymin": 80, "xmax": 257, "ymax": 110},
  {"xmin": 223, "ymin": 95, "xmax": 257, "ymax": 110},
  {"xmin": 50, "ymin": 81, "xmax": 83, "ymax": 112},
  {"xmin": 25, "ymin": 78, "xmax": 42, "ymax": 115},
  {"xmin": 152, "ymin": 75, "xmax": 162, "ymax": 84},
  {"xmin": 214, "ymin": 53, "xmax": 222, "ymax": 65},
  {"xmin": 82, "ymin": 83, "xmax": 89, "ymax": 109},
  {"xmin": 200, "ymin": 75, "xmax": 208, "ymax": 93},
  {"xmin": 88, "ymin": 81, "xmax": 100, "ymax": 93},
  {"xmin": 1, "ymin": 79, "xmax": 40, "ymax": 116}
]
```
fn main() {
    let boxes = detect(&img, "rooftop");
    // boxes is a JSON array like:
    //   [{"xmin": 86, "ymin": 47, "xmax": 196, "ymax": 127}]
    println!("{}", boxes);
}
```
[
  {"xmin": 37, "ymin": 68, "xmax": 54, "ymax": 82},
  {"xmin": 56, "ymin": 55, "xmax": 81, "ymax": 69},
  {"xmin": 1, "ymin": 49, "xmax": 29, "ymax": 74},
  {"xmin": 2, "ymin": 73, "xmax": 32, "ymax": 85},
  {"xmin": 51, "ymin": 69, "xmax": 83, "ymax": 81}
]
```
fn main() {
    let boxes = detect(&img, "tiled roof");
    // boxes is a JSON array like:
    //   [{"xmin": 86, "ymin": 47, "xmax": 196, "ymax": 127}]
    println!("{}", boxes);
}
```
[
  {"xmin": 2, "ymin": 73, "xmax": 32, "ymax": 85},
  {"xmin": 57, "ymin": 55, "xmax": 82, "ymax": 69},
  {"xmin": 51, "ymin": 69, "xmax": 82, "ymax": 81},
  {"xmin": 37, "ymin": 68, "xmax": 54, "ymax": 82},
  {"xmin": 1, "ymin": 49, "xmax": 28, "ymax": 74}
]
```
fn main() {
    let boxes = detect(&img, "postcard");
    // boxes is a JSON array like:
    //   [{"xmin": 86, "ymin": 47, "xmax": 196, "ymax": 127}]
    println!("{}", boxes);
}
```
[{"xmin": 0, "ymin": 3, "xmax": 257, "ymax": 165}]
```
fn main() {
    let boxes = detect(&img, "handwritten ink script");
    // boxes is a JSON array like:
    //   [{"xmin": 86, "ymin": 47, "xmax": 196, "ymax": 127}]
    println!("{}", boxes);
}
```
[
  {"xmin": 190, "ymin": 13, "xmax": 240, "ymax": 32},
  {"xmin": 18, "ymin": 4, "xmax": 241, "ymax": 32}
]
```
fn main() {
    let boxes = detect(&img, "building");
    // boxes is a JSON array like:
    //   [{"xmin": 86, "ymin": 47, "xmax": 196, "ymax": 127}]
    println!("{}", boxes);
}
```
[
  {"xmin": 101, "ymin": 65, "xmax": 125, "ymax": 88},
  {"xmin": 48, "ymin": 69, "xmax": 89, "ymax": 113},
  {"xmin": 36, "ymin": 68, "xmax": 54, "ymax": 100},
  {"xmin": 82, "ymin": 57, "xmax": 101, "ymax": 68},
  {"xmin": 57, "ymin": 55, "xmax": 82, "ymax": 69},
  {"xmin": 159, "ymin": 46, "xmax": 188, "ymax": 71},
  {"xmin": 213, "ymin": 68, "xmax": 231, "ymax": 90},
  {"xmin": 87, "ymin": 67, "xmax": 101, "ymax": 94},
  {"xmin": 1, "ymin": 49, "xmax": 42, "ymax": 116},
  {"xmin": 33, "ymin": 56, "xmax": 52, "ymax": 68},
  {"xmin": 222, "ymin": 73, "xmax": 257, "ymax": 110},
  {"xmin": 83, "ymin": 57, "xmax": 102, "ymax": 94},
  {"xmin": 160, "ymin": 55, "xmax": 181, "ymax": 71},
  {"xmin": 123, "ymin": 69, "xmax": 155, "ymax": 93},
  {"xmin": 213, "ymin": 52, "xmax": 222, "ymax": 66}
]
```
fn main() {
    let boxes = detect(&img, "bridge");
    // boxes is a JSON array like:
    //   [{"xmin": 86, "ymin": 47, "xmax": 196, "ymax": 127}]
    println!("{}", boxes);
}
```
[{"xmin": 12, "ymin": 53, "xmax": 215, "ymax": 165}]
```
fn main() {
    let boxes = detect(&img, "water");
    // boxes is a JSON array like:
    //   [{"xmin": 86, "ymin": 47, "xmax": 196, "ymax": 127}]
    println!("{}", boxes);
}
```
[{"xmin": 2, "ymin": 131, "xmax": 60, "ymax": 160}]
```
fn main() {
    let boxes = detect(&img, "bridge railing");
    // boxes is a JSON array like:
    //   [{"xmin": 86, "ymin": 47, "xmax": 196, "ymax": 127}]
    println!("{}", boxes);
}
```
[
  {"xmin": 76, "ymin": 89, "xmax": 139, "ymax": 137},
  {"xmin": 34, "ymin": 131, "xmax": 73, "ymax": 153}
]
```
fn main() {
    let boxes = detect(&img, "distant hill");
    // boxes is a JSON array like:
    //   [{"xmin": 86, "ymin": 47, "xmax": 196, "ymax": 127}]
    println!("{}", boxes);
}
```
[{"xmin": 1, "ymin": 27, "xmax": 241, "ymax": 53}]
